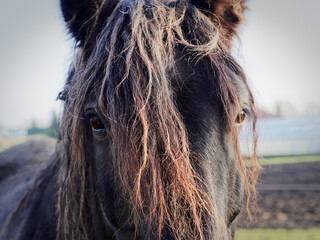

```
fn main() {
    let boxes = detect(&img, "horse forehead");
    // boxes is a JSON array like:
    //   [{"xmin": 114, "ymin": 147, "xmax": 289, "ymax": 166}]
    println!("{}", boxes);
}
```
[
  {"xmin": 174, "ymin": 55, "xmax": 250, "ymax": 104},
  {"xmin": 228, "ymin": 68, "xmax": 250, "ymax": 106}
]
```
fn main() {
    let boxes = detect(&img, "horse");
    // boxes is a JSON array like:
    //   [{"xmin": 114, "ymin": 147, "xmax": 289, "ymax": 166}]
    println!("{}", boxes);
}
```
[{"xmin": 0, "ymin": 0, "xmax": 260, "ymax": 239}]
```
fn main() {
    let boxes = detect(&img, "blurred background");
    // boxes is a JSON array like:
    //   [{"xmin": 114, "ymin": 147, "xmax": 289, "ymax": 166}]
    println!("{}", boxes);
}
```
[{"xmin": 0, "ymin": 0, "xmax": 319, "ymax": 239}]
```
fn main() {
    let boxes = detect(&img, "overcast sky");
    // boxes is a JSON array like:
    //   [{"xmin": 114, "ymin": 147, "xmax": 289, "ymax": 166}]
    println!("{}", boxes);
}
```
[
  {"xmin": 238, "ymin": 0, "xmax": 320, "ymax": 116},
  {"xmin": 0, "ymin": 0, "xmax": 319, "ymax": 128}
]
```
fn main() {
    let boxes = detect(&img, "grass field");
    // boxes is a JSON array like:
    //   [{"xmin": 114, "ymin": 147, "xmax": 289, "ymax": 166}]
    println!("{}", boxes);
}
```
[
  {"xmin": 0, "ymin": 135, "xmax": 55, "ymax": 152},
  {"xmin": 244, "ymin": 154, "xmax": 320, "ymax": 166},
  {"xmin": 235, "ymin": 229, "xmax": 320, "ymax": 240},
  {"xmin": 0, "ymin": 136, "xmax": 29, "ymax": 152},
  {"xmin": 260, "ymin": 154, "xmax": 320, "ymax": 165}
]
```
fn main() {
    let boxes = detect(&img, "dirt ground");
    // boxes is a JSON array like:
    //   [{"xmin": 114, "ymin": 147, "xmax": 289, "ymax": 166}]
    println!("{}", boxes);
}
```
[{"xmin": 237, "ymin": 162, "xmax": 320, "ymax": 228}]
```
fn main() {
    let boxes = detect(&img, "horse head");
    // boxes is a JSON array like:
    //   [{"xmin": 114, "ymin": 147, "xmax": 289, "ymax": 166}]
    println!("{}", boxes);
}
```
[{"xmin": 57, "ymin": 0, "xmax": 259, "ymax": 239}]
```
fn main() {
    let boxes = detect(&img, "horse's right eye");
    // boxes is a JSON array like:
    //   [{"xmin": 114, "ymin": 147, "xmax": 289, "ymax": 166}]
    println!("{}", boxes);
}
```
[
  {"xmin": 89, "ymin": 116, "xmax": 105, "ymax": 132},
  {"xmin": 235, "ymin": 110, "xmax": 246, "ymax": 124}
]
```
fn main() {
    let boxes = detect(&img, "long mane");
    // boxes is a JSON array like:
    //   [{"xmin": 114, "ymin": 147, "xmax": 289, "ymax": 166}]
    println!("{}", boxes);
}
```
[{"xmin": 57, "ymin": 0, "xmax": 259, "ymax": 239}]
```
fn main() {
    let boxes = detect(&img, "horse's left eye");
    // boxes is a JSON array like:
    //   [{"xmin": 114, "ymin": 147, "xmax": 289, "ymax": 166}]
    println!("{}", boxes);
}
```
[
  {"xmin": 235, "ymin": 110, "xmax": 246, "ymax": 124},
  {"xmin": 89, "ymin": 116, "xmax": 105, "ymax": 131}
]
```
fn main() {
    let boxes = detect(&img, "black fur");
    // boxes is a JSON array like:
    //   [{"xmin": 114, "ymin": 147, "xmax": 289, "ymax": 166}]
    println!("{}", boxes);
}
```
[
  {"xmin": 60, "ymin": 0, "xmax": 118, "ymax": 45},
  {"xmin": 0, "ymin": 1, "xmax": 254, "ymax": 239}
]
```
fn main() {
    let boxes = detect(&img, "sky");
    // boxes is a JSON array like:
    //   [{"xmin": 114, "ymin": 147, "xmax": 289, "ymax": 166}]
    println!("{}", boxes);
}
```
[
  {"xmin": 0, "ymin": 0, "xmax": 72, "ymax": 129},
  {"xmin": 0, "ymin": 0, "xmax": 319, "ymax": 129},
  {"xmin": 237, "ymin": 0, "xmax": 320, "ymax": 115}
]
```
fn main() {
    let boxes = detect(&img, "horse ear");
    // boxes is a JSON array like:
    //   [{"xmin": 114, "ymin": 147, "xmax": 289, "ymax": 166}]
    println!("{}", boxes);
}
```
[
  {"xmin": 60, "ymin": 0, "xmax": 118, "ymax": 44},
  {"xmin": 191, "ymin": 0, "xmax": 247, "ymax": 42}
]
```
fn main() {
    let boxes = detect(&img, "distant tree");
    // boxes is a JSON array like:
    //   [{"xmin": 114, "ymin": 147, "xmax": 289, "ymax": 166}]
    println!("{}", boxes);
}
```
[
  {"xmin": 27, "ymin": 120, "xmax": 43, "ymax": 135},
  {"xmin": 46, "ymin": 111, "xmax": 59, "ymax": 138},
  {"xmin": 275, "ymin": 101, "xmax": 297, "ymax": 117},
  {"xmin": 27, "ymin": 111, "xmax": 59, "ymax": 138}
]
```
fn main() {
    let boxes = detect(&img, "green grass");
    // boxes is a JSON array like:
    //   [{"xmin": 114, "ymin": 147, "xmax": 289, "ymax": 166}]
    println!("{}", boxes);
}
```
[
  {"xmin": 0, "ymin": 136, "xmax": 29, "ymax": 152},
  {"xmin": 0, "ymin": 135, "xmax": 54, "ymax": 152},
  {"xmin": 244, "ymin": 154, "xmax": 320, "ymax": 166},
  {"xmin": 235, "ymin": 229, "xmax": 320, "ymax": 240},
  {"xmin": 259, "ymin": 154, "xmax": 320, "ymax": 165}
]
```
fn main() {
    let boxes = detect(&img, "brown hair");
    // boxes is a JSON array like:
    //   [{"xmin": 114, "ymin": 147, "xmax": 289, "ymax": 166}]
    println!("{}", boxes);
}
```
[{"xmin": 57, "ymin": 0, "xmax": 259, "ymax": 239}]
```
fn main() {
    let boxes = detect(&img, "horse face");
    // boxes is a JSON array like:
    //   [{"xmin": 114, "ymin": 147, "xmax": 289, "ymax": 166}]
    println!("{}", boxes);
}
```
[
  {"xmin": 60, "ymin": 0, "xmax": 254, "ymax": 239},
  {"xmin": 80, "ymin": 54, "xmax": 250, "ymax": 236},
  {"xmin": 173, "ymin": 55, "xmax": 250, "ymax": 227}
]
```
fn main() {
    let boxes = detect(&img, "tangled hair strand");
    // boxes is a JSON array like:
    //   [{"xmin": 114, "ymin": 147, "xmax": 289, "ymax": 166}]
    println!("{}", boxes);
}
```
[{"xmin": 57, "ymin": 0, "xmax": 259, "ymax": 239}]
